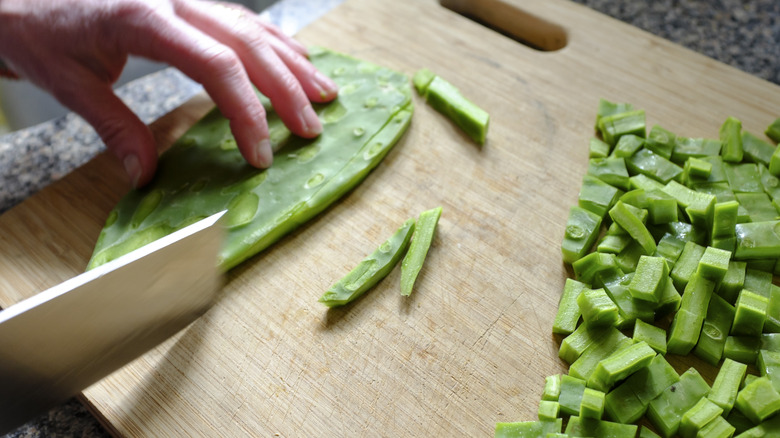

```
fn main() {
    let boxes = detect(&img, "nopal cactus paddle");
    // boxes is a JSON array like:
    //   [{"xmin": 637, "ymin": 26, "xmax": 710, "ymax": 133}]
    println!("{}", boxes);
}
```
[{"xmin": 88, "ymin": 47, "xmax": 413, "ymax": 271}]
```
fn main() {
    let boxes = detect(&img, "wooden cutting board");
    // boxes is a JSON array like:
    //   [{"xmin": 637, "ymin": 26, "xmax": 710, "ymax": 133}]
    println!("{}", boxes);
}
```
[{"xmin": 2, "ymin": 0, "xmax": 779, "ymax": 435}]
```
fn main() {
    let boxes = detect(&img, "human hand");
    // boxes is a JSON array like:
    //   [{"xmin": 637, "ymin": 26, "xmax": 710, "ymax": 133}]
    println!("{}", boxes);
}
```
[{"xmin": 0, "ymin": 0, "xmax": 338, "ymax": 187}]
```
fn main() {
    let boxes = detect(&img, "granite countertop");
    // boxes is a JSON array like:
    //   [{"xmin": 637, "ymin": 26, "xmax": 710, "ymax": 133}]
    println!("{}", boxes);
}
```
[{"xmin": 1, "ymin": 0, "xmax": 778, "ymax": 436}]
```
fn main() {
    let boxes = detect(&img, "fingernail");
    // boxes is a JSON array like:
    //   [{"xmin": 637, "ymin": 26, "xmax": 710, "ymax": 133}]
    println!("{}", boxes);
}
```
[
  {"xmin": 300, "ymin": 105, "xmax": 322, "ymax": 137},
  {"xmin": 254, "ymin": 139, "xmax": 273, "ymax": 167},
  {"xmin": 314, "ymin": 71, "xmax": 338, "ymax": 99},
  {"xmin": 123, "ymin": 154, "xmax": 142, "ymax": 187}
]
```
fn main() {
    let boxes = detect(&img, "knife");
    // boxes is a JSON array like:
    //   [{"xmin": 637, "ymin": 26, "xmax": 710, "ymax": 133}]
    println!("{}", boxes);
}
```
[{"xmin": 0, "ymin": 210, "xmax": 226, "ymax": 434}]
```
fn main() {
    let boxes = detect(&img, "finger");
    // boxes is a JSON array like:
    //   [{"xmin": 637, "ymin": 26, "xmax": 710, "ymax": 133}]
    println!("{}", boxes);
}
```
[
  {"xmin": 173, "ymin": 0, "xmax": 324, "ymax": 138},
  {"xmin": 113, "ymin": 5, "xmax": 273, "ymax": 168},
  {"xmin": 265, "ymin": 34, "xmax": 338, "ymax": 103},
  {"xmin": 50, "ymin": 66, "xmax": 158, "ymax": 187}
]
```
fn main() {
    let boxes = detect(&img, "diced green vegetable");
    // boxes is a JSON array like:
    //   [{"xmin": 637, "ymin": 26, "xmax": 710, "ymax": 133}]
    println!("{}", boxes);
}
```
[
  {"xmin": 655, "ymin": 276, "xmax": 682, "ymax": 318},
  {"xmin": 577, "ymin": 288, "xmax": 619, "ymax": 327},
  {"xmin": 578, "ymin": 175, "xmax": 621, "ymax": 217},
  {"xmin": 731, "ymin": 289, "xmax": 769, "ymax": 337},
  {"xmin": 696, "ymin": 415, "xmax": 735, "ymax": 438},
  {"xmin": 654, "ymin": 233, "xmax": 686, "ymax": 269},
  {"xmin": 765, "ymin": 286, "xmax": 780, "ymax": 332},
  {"xmin": 598, "ymin": 110, "xmax": 646, "ymax": 146},
  {"xmin": 672, "ymin": 137, "xmax": 722, "ymax": 165},
  {"xmin": 595, "ymin": 99, "xmax": 634, "ymax": 130},
  {"xmin": 628, "ymin": 255, "xmax": 668, "ymax": 302},
  {"xmin": 602, "ymin": 273, "xmax": 655, "ymax": 324},
  {"xmin": 757, "ymin": 349, "xmax": 780, "ymax": 391},
  {"xmin": 494, "ymin": 419, "xmax": 562, "ymax": 438},
  {"xmin": 412, "ymin": 67, "xmax": 436, "ymax": 94},
  {"xmin": 633, "ymin": 319, "xmax": 668, "ymax": 355},
  {"xmin": 726, "ymin": 163, "xmax": 763, "ymax": 193},
  {"xmin": 588, "ymin": 157, "xmax": 630, "ymax": 191},
  {"xmin": 572, "ymin": 252, "xmax": 621, "ymax": 286},
  {"xmin": 625, "ymin": 148, "xmax": 683, "ymax": 184},
  {"xmin": 559, "ymin": 323, "xmax": 610, "ymax": 364},
  {"xmin": 720, "ymin": 116, "xmax": 743, "ymax": 163},
  {"xmin": 569, "ymin": 329, "xmax": 631, "ymax": 382},
  {"xmin": 743, "ymin": 268, "xmax": 773, "ymax": 298},
  {"xmin": 609, "ymin": 201, "xmax": 656, "ymax": 255},
  {"xmin": 696, "ymin": 246, "xmax": 731, "ymax": 283},
  {"xmin": 319, "ymin": 218, "xmax": 415, "ymax": 307},
  {"xmin": 88, "ymin": 47, "xmax": 414, "ymax": 271},
  {"xmin": 564, "ymin": 416, "xmax": 638, "ymax": 437},
  {"xmin": 543, "ymin": 374, "xmax": 562, "ymax": 401},
  {"xmin": 589, "ymin": 137, "xmax": 611, "ymax": 158},
  {"xmin": 735, "ymin": 376, "xmax": 780, "ymax": 424},
  {"xmin": 660, "ymin": 180, "xmax": 715, "ymax": 230},
  {"xmin": 711, "ymin": 201, "xmax": 739, "ymax": 243},
  {"xmin": 670, "ymin": 241, "xmax": 706, "ymax": 290},
  {"xmin": 708, "ymin": 358, "xmax": 748, "ymax": 416},
  {"xmin": 418, "ymin": 72, "xmax": 489, "ymax": 144},
  {"xmin": 612, "ymin": 134, "xmax": 644, "ymax": 158},
  {"xmin": 604, "ymin": 382, "xmax": 646, "ymax": 424},
  {"xmin": 766, "ymin": 118, "xmax": 780, "ymax": 143},
  {"xmin": 562, "ymin": 206, "xmax": 603, "ymax": 264},
  {"xmin": 693, "ymin": 293, "xmax": 735, "ymax": 365},
  {"xmin": 758, "ymin": 163, "xmax": 780, "ymax": 200},
  {"xmin": 682, "ymin": 157, "xmax": 713, "ymax": 184},
  {"xmin": 579, "ymin": 388, "xmax": 606, "ymax": 419},
  {"xmin": 762, "ymin": 333, "xmax": 780, "ymax": 351},
  {"xmin": 553, "ymin": 279, "xmax": 586, "ymax": 335},
  {"xmin": 597, "ymin": 233, "xmax": 633, "ymax": 254},
  {"xmin": 678, "ymin": 397, "xmax": 723, "ymax": 438},
  {"xmin": 639, "ymin": 426, "xmax": 662, "ymax": 438},
  {"xmin": 724, "ymin": 335, "xmax": 761, "ymax": 364},
  {"xmin": 587, "ymin": 341, "xmax": 656, "ymax": 392},
  {"xmin": 400, "ymin": 207, "xmax": 442, "ymax": 296},
  {"xmin": 667, "ymin": 308, "xmax": 705, "ymax": 356},
  {"xmin": 647, "ymin": 368, "xmax": 710, "ymax": 438},
  {"xmin": 742, "ymin": 131, "xmax": 776, "ymax": 166},
  {"xmin": 734, "ymin": 192, "xmax": 778, "ymax": 222},
  {"xmin": 717, "ymin": 260, "xmax": 747, "ymax": 304},
  {"xmin": 559, "ymin": 375, "xmax": 588, "ymax": 416},
  {"xmin": 630, "ymin": 173, "xmax": 665, "ymax": 191},
  {"xmin": 645, "ymin": 124, "xmax": 677, "ymax": 159},
  {"xmin": 538, "ymin": 400, "xmax": 560, "ymax": 421}
]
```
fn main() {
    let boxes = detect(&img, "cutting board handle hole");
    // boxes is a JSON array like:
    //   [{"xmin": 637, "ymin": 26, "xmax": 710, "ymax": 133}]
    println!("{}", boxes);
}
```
[{"xmin": 440, "ymin": 0, "xmax": 567, "ymax": 51}]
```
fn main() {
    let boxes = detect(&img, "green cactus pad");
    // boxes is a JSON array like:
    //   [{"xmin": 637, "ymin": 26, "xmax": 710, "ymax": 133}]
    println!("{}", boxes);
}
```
[{"xmin": 87, "ymin": 47, "xmax": 413, "ymax": 271}]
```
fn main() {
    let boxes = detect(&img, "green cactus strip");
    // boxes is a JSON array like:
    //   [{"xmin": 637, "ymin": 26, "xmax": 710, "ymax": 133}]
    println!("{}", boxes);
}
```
[
  {"xmin": 319, "ymin": 218, "xmax": 415, "ymax": 307},
  {"xmin": 88, "ymin": 47, "xmax": 413, "ymax": 271}
]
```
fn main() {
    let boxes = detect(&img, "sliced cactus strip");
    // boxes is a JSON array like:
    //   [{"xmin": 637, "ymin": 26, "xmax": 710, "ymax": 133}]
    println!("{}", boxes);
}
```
[{"xmin": 87, "ymin": 47, "xmax": 413, "ymax": 271}]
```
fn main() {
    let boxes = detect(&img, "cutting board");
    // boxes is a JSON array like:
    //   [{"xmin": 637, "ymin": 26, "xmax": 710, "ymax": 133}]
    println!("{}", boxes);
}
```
[{"xmin": 2, "ymin": 0, "xmax": 779, "ymax": 435}]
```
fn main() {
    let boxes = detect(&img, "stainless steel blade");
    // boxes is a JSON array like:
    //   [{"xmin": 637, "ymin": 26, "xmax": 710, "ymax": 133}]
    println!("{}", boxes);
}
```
[{"xmin": 0, "ymin": 210, "xmax": 226, "ymax": 433}]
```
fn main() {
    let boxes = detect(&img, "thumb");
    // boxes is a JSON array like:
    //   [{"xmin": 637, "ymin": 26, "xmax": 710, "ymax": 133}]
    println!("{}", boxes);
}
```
[{"xmin": 52, "ymin": 77, "xmax": 158, "ymax": 187}]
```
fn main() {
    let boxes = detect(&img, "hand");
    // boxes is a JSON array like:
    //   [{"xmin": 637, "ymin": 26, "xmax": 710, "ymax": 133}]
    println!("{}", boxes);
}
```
[{"xmin": 0, "ymin": 0, "xmax": 339, "ymax": 187}]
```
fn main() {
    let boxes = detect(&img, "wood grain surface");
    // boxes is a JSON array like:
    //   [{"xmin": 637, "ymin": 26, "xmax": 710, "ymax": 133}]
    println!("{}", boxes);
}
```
[{"xmin": 1, "ymin": 0, "xmax": 780, "ymax": 435}]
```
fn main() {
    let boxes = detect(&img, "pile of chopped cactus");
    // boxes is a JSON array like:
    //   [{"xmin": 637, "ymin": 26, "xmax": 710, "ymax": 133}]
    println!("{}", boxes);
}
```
[{"xmin": 496, "ymin": 102, "xmax": 780, "ymax": 437}]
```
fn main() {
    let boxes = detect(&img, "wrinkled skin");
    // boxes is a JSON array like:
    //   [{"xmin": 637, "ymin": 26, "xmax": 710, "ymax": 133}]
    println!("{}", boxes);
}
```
[{"xmin": 0, "ymin": 0, "xmax": 338, "ymax": 186}]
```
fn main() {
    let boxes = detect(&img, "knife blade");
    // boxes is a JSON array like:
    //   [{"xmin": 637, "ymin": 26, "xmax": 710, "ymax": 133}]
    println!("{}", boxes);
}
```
[{"xmin": 0, "ymin": 210, "xmax": 226, "ymax": 434}]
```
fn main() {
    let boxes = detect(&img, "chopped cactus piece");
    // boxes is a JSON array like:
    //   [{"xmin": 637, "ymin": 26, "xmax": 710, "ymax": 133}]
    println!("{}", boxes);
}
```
[
  {"xmin": 416, "ymin": 71, "xmax": 489, "ymax": 144},
  {"xmin": 319, "ymin": 218, "xmax": 415, "ymax": 307}
]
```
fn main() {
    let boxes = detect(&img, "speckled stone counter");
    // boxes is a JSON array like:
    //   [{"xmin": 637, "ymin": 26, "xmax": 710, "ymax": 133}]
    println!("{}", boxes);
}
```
[{"xmin": 1, "ymin": 0, "xmax": 778, "ymax": 436}]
